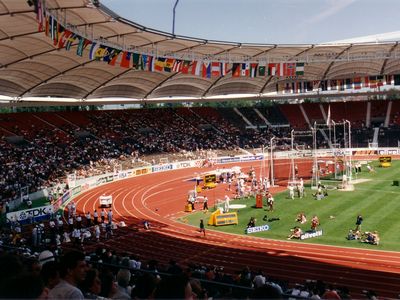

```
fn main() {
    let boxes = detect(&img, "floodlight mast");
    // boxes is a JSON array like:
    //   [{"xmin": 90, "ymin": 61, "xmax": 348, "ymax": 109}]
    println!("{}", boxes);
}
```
[{"xmin": 172, "ymin": 0, "xmax": 180, "ymax": 35}]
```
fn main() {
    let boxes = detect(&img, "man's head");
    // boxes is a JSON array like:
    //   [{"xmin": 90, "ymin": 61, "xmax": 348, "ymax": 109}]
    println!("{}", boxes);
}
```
[{"xmin": 59, "ymin": 250, "xmax": 87, "ymax": 285}]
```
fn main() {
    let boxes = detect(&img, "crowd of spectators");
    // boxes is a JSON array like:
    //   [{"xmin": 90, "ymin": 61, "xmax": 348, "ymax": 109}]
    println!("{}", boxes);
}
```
[
  {"xmin": 0, "ymin": 108, "xmax": 267, "ymax": 208},
  {"xmin": 0, "ymin": 105, "xmax": 388, "ymax": 211},
  {"xmin": 1, "ymin": 242, "xmax": 366, "ymax": 300},
  {"xmin": 0, "ymin": 105, "xmax": 393, "ymax": 299}
]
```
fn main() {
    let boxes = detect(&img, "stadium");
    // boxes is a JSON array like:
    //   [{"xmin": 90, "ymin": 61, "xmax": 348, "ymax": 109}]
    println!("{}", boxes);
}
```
[{"xmin": 0, "ymin": 0, "xmax": 400, "ymax": 299}]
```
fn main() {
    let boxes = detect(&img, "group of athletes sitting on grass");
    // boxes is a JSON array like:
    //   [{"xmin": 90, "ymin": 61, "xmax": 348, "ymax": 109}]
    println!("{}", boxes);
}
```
[
  {"xmin": 287, "ymin": 214, "xmax": 320, "ymax": 240},
  {"xmin": 347, "ymin": 230, "xmax": 380, "ymax": 245}
]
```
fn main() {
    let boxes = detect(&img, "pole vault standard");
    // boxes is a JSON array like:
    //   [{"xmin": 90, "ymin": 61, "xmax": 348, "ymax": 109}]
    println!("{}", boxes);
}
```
[
  {"xmin": 260, "ymin": 145, "xmax": 267, "ymax": 183},
  {"xmin": 269, "ymin": 134, "xmax": 296, "ymax": 187},
  {"xmin": 313, "ymin": 120, "xmax": 353, "ymax": 187},
  {"xmin": 270, "ymin": 136, "xmax": 276, "ymax": 186},
  {"xmin": 312, "ymin": 123, "xmax": 319, "ymax": 189},
  {"xmin": 289, "ymin": 129, "xmax": 314, "ymax": 186},
  {"xmin": 344, "ymin": 119, "xmax": 352, "ymax": 182}
]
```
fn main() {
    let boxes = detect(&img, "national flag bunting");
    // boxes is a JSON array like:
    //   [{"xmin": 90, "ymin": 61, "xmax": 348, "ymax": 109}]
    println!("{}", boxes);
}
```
[
  {"xmin": 154, "ymin": 57, "xmax": 166, "ymax": 72},
  {"xmin": 232, "ymin": 63, "xmax": 241, "ymax": 77},
  {"xmin": 181, "ymin": 60, "xmax": 191, "ymax": 74},
  {"xmin": 65, "ymin": 33, "xmax": 77, "ymax": 51},
  {"xmin": 173, "ymin": 60, "xmax": 183, "ymax": 72},
  {"xmin": 202, "ymin": 61, "xmax": 211, "ymax": 78},
  {"xmin": 106, "ymin": 49, "xmax": 121, "ymax": 65},
  {"xmin": 369, "ymin": 76, "xmax": 377, "ymax": 88},
  {"xmin": 284, "ymin": 63, "xmax": 296, "ymax": 77},
  {"xmin": 164, "ymin": 58, "xmax": 175, "ymax": 72},
  {"xmin": 120, "ymin": 51, "xmax": 132, "ymax": 68},
  {"xmin": 295, "ymin": 63, "xmax": 305, "ymax": 76},
  {"xmin": 250, "ymin": 63, "xmax": 258, "ymax": 78},
  {"xmin": 211, "ymin": 62, "xmax": 221, "ymax": 77},
  {"xmin": 76, "ymin": 37, "xmax": 90, "ymax": 57},
  {"xmin": 220, "ymin": 62, "xmax": 227, "ymax": 77},
  {"xmin": 132, "ymin": 53, "xmax": 141, "ymax": 70},
  {"xmin": 258, "ymin": 64, "xmax": 266, "ymax": 77},
  {"xmin": 37, "ymin": 0, "xmax": 44, "ymax": 31},
  {"xmin": 241, "ymin": 63, "xmax": 250, "ymax": 77},
  {"xmin": 353, "ymin": 77, "xmax": 361, "ymax": 90},
  {"xmin": 191, "ymin": 61, "xmax": 202, "ymax": 76}
]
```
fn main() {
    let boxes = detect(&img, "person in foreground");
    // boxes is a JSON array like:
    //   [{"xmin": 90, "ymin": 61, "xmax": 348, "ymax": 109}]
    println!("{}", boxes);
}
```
[{"xmin": 48, "ymin": 250, "xmax": 87, "ymax": 300}]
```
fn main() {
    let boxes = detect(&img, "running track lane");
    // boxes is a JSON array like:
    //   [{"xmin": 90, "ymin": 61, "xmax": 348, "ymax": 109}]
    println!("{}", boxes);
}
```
[{"xmin": 73, "ymin": 162, "xmax": 400, "ymax": 298}]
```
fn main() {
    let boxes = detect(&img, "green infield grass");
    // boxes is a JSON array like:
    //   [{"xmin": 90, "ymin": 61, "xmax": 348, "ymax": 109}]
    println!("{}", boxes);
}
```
[{"xmin": 180, "ymin": 160, "xmax": 400, "ymax": 251}]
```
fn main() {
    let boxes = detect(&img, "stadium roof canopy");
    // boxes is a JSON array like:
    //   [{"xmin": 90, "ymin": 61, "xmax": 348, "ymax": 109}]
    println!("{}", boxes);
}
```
[{"xmin": 1, "ymin": 0, "xmax": 400, "ymax": 106}]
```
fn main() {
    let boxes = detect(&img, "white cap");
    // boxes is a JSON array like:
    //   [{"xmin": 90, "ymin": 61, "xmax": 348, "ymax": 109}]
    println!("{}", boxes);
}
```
[{"xmin": 38, "ymin": 250, "xmax": 55, "ymax": 266}]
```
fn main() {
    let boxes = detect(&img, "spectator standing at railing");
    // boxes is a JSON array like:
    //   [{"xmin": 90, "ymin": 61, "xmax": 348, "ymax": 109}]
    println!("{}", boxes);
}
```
[
  {"xmin": 100, "ymin": 208, "xmax": 106, "ymax": 223},
  {"xmin": 85, "ymin": 211, "xmax": 91, "ymax": 227},
  {"xmin": 107, "ymin": 209, "xmax": 113, "ymax": 224},
  {"xmin": 76, "ymin": 214, "xmax": 82, "ymax": 229},
  {"xmin": 68, "ymin": 216, "xmax": 74, "ymax": 232},
  {"xmin": 71, "ymin": 201, "xmax": 76, "ymax": 217},
  {"xmin": 55, "ymin": 216, "xmax": 63, "ymax": 235},
  {"xmin": 67, "ymin": 202, "xmax": 72, "ymax": 219},
  {"xmin": 93, "ymin": 209, "xmax": 98, "ymax": 225}
]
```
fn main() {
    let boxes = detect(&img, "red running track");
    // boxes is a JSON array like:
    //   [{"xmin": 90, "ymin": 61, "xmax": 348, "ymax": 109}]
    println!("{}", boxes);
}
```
[{"xmin": 73, "ymin": 161, "xmax": 400, "ymax": 298}]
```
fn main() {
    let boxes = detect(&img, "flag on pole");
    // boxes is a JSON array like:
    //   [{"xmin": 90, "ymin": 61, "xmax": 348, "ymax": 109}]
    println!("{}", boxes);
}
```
[{"xmin": 326, "ymin": 105, "xmax": 331, "ymax": 126}]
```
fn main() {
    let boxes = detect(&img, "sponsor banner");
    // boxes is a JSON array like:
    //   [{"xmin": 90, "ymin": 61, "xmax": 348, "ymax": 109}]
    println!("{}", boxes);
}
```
[
  {"xmin": 174, "ymin": 160, "xmax": 201, "ymax": 169},
  {"xmin": 81, "ymin": 183, "xmax": 90, "ymax": 192},
  {"xmin": 96, "ymin": 174, "xmax": 114, "ymax": 186},
  {"xmin": 353, "ymin": 150, "xmax": 377, "ymax": 156},
  {"xmin": 52, "ymin": 198, "xmax": 62, "ymax": 211},
  {"xmin": 61, "ymin": 190, "xmax": 71, "ymax": 205},
  {"xmin": 300, "ymin": 229, "xmax": 323, "ymax": 240},
  {"xmin": 241, "ymin": 155, "xmax": 264, "ymax": 162},
  {"xmin": 152, "ymin": 164, "xmax": 173, "ymax": 173},
  {"xmin": 117, "ymin": 171, "xmax": 129, "ymax": 179},
  {"xmin": 52, "ymin": 189, "xmax": 71, "ymax": 213},
  {"xmin": 72, "ymin": 186, "xmax": 81, "ymax": 196},
  {"xmin": 246, "ymin": 224, "xmax": 270, "ymax": 234},
  {"xmin": 134, "ymin": 167, "xmax": 151, "ymax": 176},
  {"xmin": 219, "ymin": 156, "xmax": 241, "ymax": 164},
  {"xmin": 7, "ymin": 205, "xmax": 54, "ymax": 224},
  {"xmin": 218, "ymin": 155, "xmax": 264, "ymax": 164},
  {"xmin": 378, "ymin": 149, "xmax": 399, "ymax": 155}
]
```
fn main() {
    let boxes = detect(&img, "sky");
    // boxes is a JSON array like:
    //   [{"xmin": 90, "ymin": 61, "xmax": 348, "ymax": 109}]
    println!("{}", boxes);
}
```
[{"xmin": 101, "ymin": 0, "xmax": 400, "ymax": 44}]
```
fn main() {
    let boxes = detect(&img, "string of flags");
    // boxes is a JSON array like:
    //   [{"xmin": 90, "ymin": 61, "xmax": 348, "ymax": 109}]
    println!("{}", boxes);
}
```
[
  {"xmin": 276, "ymin": 75, "xmax": 400, "ymax": 94},
  {"xmin": 34, "ymin": 2, "xmax": 400, "ymax": 89},
  {"xmin": 37, "ymin": 7, "xmax": 307, "ymax": 78}
]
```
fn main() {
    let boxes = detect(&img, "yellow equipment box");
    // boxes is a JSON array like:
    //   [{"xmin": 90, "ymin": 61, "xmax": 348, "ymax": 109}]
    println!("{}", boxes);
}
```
[
  {"xmin": 203, "ymin": 173, "xmax": 217, "ymax": 189},
  {"xmin": 208, "ymin": 209, "xmax": 238, "ymax": 226},
  {"xmin": 379, "ymin": 156, "xmax": 391, "ymax": 168}
]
